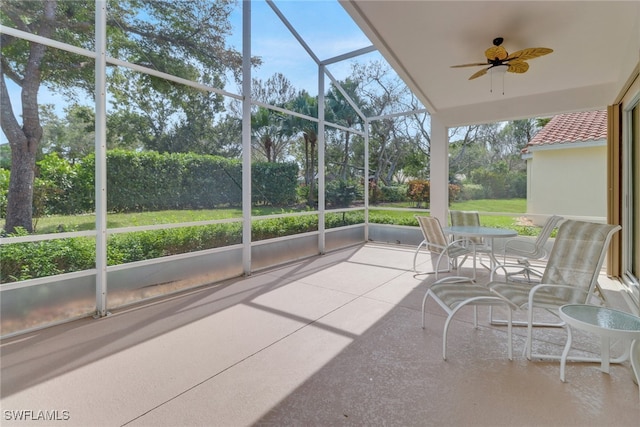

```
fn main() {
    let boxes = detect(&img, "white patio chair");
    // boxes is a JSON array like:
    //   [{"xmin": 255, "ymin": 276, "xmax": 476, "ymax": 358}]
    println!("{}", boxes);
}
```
[
  {"xmin": 413, "ymin": 215, "xmax": 476, "ymax": 281},
  {"xmin": 449, "ymin": 210, "xmax": 492, "ymax": 268},
  {"xmin": 422, "ymin": 220, "xmax": 620, "ymax": 362},
  {"xmin": 501, "ymin": 215, "xmax": 563, "ymax": 282},
  {"xmin": 489, "ymin": 220, "xmax": 621, "ymax": 360},
  {"xmin": 421, "ymin": 276, "xmax": 513, "ymax": 360}
]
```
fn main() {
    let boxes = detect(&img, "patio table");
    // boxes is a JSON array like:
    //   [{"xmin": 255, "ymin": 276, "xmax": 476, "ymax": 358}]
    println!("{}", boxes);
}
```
[
  {"xmin": 558, "ymin": 304, "xmax": 640, "ymax": 400},
  {"xmin": 443, "ymin": 226, "xmax": 517, "ymax": 270}
]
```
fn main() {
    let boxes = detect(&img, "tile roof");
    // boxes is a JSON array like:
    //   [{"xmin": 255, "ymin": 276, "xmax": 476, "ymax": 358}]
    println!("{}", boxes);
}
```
[{"xmin": 526, "ymin": 110, "xmax": 607, "ymax": 149}]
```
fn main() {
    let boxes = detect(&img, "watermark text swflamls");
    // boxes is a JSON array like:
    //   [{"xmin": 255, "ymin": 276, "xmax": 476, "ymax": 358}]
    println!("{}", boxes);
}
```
[{"xmin": 4, "ymin": 410, "xmax": 71, "ymax": 422}]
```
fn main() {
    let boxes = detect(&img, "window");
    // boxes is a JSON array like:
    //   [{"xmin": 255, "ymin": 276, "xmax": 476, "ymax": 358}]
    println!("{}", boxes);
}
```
[{"xmin": 623, "ymin": 98, "xmax": 640, "ymax": 306}]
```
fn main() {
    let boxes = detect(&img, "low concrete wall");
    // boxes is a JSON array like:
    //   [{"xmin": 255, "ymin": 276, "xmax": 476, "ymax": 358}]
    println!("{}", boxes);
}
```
[{"xmin": 1, "ymin": 226, "xmax": 370, "ymax": 338}]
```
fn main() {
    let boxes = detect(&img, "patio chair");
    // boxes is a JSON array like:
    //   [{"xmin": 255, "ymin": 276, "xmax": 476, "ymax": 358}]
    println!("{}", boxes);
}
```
[
  {"xmin": 449, "ymin": 210, "xmax": 492, "ymax": 268},
  {"xmin": 489, "ymin": 220, "xmax": 621, "ymax": 360},
  {"xmin": 413, "ymin": 215, "xmax": 477, "ymax": 281},
  {"xmin": 421, "ymin": 276, "xmax": 513, "ymax": 360},
  {"xmin": 449, "ymin": 210, "xmax": 483, "ymax": 243},
  {"xmin": 501, "ymin": 215, "xmax": 564, "ymax": 282}
]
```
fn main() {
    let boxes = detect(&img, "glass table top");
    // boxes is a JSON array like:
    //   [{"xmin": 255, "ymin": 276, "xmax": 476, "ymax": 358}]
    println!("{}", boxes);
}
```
[
  {"xmin": 560, "ymin": 304, "xmax": 640, "ymax": 332},
  {"xmin": 442, "ymin": 226, "xmax": 518, "ymax": 238}
]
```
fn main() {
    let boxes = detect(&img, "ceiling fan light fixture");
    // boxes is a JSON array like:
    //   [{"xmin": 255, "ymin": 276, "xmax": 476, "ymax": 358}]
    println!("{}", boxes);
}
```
[{"xmin": 490, "ymin": 64, "xmax": 509, "ymax": 75}]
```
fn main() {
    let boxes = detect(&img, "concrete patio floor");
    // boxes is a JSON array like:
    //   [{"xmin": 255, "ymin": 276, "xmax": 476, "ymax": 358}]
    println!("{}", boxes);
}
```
[{"xmin": 1, "ymin": 243, "xmax": 639, "ymax": 426}]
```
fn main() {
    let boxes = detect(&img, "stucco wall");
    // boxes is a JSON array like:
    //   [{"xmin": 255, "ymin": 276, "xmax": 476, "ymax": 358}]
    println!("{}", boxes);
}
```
[{"xmin": 526, "ymin": 144, "xmax": 606, "ymax": 219}]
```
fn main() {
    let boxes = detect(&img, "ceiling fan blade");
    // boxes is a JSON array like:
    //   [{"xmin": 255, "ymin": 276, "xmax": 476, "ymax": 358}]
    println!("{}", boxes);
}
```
[
  {"xmin": 507, "ymin": 61, "xmax": 529, "ymax": 74},
  {"xmin": 450, "ymin": 62, "xmax": 488, "ymax": 68},
  {"xmin": 485, "ymin": 45, "xmax": 508, "ymax": 61},
  {"xmin": 468, "ymin": 67, "xmax": 490, "ymax": 80},
  {"xmin": 507, "ymin": 47, "xmax": 553, "ymax": 61}
]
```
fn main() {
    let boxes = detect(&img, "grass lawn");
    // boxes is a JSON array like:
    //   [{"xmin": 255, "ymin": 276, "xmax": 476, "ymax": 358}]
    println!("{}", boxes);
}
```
[
  {"xmin": 10, "ymin": 199, "xmax": 531, "ymax": 235},
  {"xmin": 451, "ymin": 198, "xmax": 526, "ymax": 213},
  {"xmin": 376, "ymin": 198, "xmax": 526, "ymax": 212},
  {"xmin": 24, "ymin": 206, "xmax": 305, "ymax": 235},
  {"xmin": 370, "ymin": 198, "xmax": 528, "ymax": 229}
]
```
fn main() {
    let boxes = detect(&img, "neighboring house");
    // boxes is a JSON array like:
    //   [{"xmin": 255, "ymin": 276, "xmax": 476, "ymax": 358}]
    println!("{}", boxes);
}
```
[{"xmin": 522, "ymin": 110, "xmax": 607, "ymax": 223}]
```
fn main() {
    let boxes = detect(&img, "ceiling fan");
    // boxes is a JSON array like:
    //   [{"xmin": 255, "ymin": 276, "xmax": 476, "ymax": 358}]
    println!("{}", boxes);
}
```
[{"xmin": 451, "ymin": 37, "xmax": 553, "ymax": 80}]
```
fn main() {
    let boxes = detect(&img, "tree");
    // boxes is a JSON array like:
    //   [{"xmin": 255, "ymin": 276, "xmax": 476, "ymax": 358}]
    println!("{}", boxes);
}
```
[
  {"xmin": 285, "ymin": 90, "xmax": 318, "ymax": 206},
  {"xmin": 251, "ymin": 106, "xmax": 283, "ymax": 162},
  {"xmin": 107, "ymin": 66, "xmax": 229, "ymax": 154},
  {"xmin": 106, "ymin": 110, "xmax": 153, "ymax": 152},
  {"xmin": 325, "ymin": 78, "xmax": 363, "ymax": 180},
  {"xmin": 203, "ymin": 114, "xmax": 242, "ymax": 159},
  {"xmin": 449, "ymin": 124, "xmax": 490, "ymax": 180},
  {"xmin": 347, "ymin": 61, "xmax": 427, "ymax": 186},
  {"xmin": 0, "ymin": 0, "xmax": 247, "ymax": 233},
  {"xmin": 497, "ymin": 118, "xmax": 541, "ymax": 172},
  {"xmin": 448, "ymin": 119, "xmax": 538, "ymax": 199},
  {"xmin": 40, "ymin": 104, "xmax": 95, "ymax": 164},
  {"xmin": 250, "ymin": 73, "xmax": 297, "ymax": 162}
]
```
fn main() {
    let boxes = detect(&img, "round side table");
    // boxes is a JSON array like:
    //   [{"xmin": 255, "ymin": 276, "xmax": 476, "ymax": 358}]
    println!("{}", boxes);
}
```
[{"xmin": 558, "ymin": 304, "xmax": 640, "ymax": 400}]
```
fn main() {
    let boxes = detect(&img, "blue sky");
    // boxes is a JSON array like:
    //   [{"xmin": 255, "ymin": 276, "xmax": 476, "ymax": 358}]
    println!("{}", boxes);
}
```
[{"xmin": 229, "ymin": 1, "xmax": 375, "ymax": 94}]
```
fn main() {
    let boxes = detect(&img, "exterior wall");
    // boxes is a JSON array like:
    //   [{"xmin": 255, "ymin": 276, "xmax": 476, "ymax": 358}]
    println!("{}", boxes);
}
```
[{"xmin": 527, "ymin": 145, "xmax": 607, "ymax": 219}]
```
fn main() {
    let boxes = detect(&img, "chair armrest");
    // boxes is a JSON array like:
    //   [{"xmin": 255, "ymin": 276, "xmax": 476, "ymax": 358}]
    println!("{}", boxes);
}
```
[
  {"xmin": 503, "ymin": 238, "xmax": 537, "ymax": 257},
  {"xmin": 449, "ymin": 238, "xmax": 475, "ymax": 248},
  {"xmin": 527, "ymin": 283, "xmax": 603, "ymax": 307},
  {"xmin": 489, "ymin": 262, "xmax": 536, "ymax": 281}
]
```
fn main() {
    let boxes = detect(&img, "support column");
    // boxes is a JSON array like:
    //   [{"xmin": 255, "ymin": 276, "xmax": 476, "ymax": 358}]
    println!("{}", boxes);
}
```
[
  {"xmin": 317, "ymin": 65, "xmax": 326, "ymax": 254},
  {"xmin": 430, "ymin": 115, "xmax": 449, "ymax": 225},
  {"xmin": 241, "ymin": 1, "xmax": 252, "ymax": 274},
  {"xmin": 94, "ymin": 0, "xmax": 108, "ymax": 317},
  {"xmin": 364, "ymin": 119, "xmax": 370, "ymax": 241}
]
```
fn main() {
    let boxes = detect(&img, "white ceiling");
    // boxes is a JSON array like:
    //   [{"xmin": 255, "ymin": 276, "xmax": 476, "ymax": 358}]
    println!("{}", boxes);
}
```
[{"xmin": 340, "ymin": 1, "xmax": 640, "ymax": 127}]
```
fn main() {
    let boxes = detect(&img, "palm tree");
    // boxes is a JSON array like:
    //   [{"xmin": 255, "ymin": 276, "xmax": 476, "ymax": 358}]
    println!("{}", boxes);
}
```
[
  {"xmin": 284, "ymin": 91, "xmax": 318, "ymax": 206},
  {"xmin": 251, "ymin": 107, "xmax": 277, "ymax": 162},
  {"xmin": 325, "ymin": 79, "xmax": 364, "ymax": 180}
]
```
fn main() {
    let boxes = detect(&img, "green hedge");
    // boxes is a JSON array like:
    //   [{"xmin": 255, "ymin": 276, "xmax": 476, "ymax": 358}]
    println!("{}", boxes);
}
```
[
  {"xmin": 0, "ymin": 228, "xmax": 96, "ymax": 282},
  {"xmin": 107, "ymin": 223, "xmax": 243, "ymax": 265},
  {"xmin": 251, "ymin": 162, "xmax": 298, "ymax": 206},
  {"xmin": 0, "ymin": 151, "xmax": 300, "ymax": 218},
  {"xmin": 99, "ymin": 150, "xmax": 238, "ymax": 211},
  {"xmin": 0, "ymin": 210, "xmax": 372, "ymax": 283},
  {"xmin": 379, "ymin": 184, "xmax": 407, "ymax": 203}
]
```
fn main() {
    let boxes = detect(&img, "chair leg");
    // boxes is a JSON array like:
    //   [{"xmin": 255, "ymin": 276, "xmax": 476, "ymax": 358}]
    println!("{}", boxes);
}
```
[
  {"xmin": 413, "ymin": 241, "xmax": 426, "ymax": 273},
  {"xmin": 422, "ymin": 286, "xmax": 460, "ymax": 329},
  {"xmin": 630, "ymin": 339, "xmax": 640, "ymax": 402},
  {"xmin": 442, "ymin": 297, "xmax": 509, "ymax": 361},
  {"xmin": 526, "ymin": 307, "xmax": 534, "ymax": 360},
  {"xmin": 442, "ymin": 311, "xmax": 455, "ymax": 360},
  {"xmin": 414, "ymin": 244, "xmax": 452, "ymax": 278},
  {"xmin": 507, "ymin": 308, "xmax": 513, "ymax": 361},
  {"xmin": 457, "ymin": 254, "xmax": 478, "ymax": 281},
  {"xmin": 473, "ymin": 253, "xmax": 476, "ymax": 280},
  {"xmin": 505, "ymin": 263, "xmax": 543, "ymax": 283},
  {"xmin": 560, "ymin": 326, "xmax": 573, "ymax": 382},
  {"xmin": 454, "ymin": 255, "xmax": 477, "ymax": 281},
  {"xmin": 421, "ymin": 289, "xmax": 431, "ymax": 329},
  {"xmin": 435, "ymin": 253, "xmax": 456, "ymax": 281}
]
